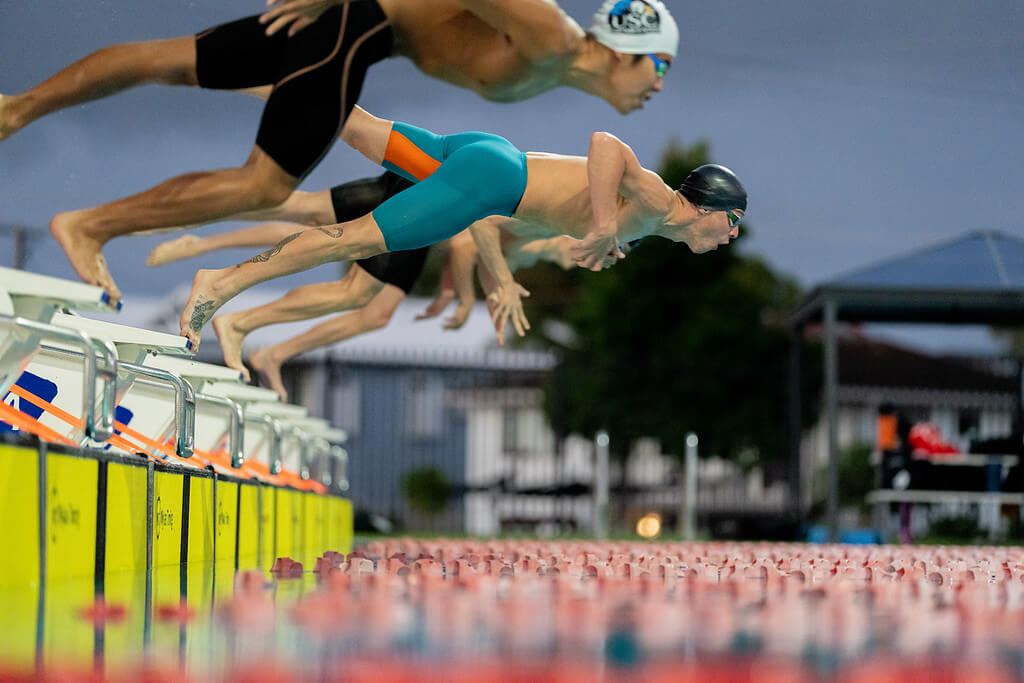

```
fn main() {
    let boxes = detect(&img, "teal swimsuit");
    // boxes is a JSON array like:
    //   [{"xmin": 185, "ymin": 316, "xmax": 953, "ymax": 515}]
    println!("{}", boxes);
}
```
[{"xmin": 371, "ymin": 121, "xmax": 528, "ymax": 251}]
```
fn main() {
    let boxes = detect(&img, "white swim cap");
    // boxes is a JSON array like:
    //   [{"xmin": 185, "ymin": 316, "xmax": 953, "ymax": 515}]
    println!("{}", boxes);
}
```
[{"xmin": 590, "ymin": 0, "xmax": 679, "ymax": 57}]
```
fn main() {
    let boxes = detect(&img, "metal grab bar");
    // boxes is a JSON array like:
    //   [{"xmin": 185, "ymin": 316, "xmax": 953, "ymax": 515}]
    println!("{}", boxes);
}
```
[
  {"xmin": 309, "ymin": 437, "xmax": 332, "ymax": 486},
  {"xmin": 196, "ymin": 392, "xmax": 245, "ymax": 469},
  {"xmin": 247, "ymin": 413, "xmax": 283, "ymax": 475},
  {"xmin": 118, "ymin": 361, "xmax": 195, "ymax": 460},
  {"xmin": 0, "ymin": 314, "xmax": 118, "ymax": 441},
  {"xmin": 285, "ymin": 426, "xmax": 313, "ymax": 481},
  {"xmin": 334, "ymin": 445, "xmax": 349, "ymax": 492}
]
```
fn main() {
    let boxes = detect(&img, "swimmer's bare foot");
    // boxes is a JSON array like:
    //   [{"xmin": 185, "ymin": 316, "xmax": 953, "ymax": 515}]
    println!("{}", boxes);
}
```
[
  {"xmin": 147, "ymin": 234, "xmax": 206, "ymax": 267},
  {"xmin": 212, "ymin": 314, "xmax": 251, "ymax": 382},
  {"xmin": 49, "ymin": 211, "xmax": 122, "ymax": 306},
  {"xmin": 249, "ymin": 348, "xmax": 287, "ymax": 402},
  {"xmin": 0, "ymin": 94, "xmax": 21, "ymax": 142},
  {"xmin": 179, "ymin": 269, "xmax": 226, "ymax": 352}
]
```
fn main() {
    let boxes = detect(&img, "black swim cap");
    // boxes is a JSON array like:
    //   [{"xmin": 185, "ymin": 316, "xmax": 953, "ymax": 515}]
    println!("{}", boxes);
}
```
[{"xmin": 678, "ymin": 164, "xmax": 747, "ymax": 211}]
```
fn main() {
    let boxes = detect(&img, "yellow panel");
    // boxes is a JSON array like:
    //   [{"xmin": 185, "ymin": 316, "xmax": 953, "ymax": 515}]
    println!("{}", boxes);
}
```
[
  {"xmin": 291, "ymin": 490, "xmax": 305, "ymax": 562},
  {"xmin": 259, "ymin": 485, "xmax": 275, "ymax": 569},
  {"xmin": 237, "ymin": 483, "xmax": 260, "ymax": 570},
  {"xmin": 44, "ymin": 575, "xmax": 94, "ymax": 668},
  {"xmin": 101, "ymin": 569, "xmax": 147, "ymax": 670},
  {"xmin": 320, "ymin": 494, "xmax": 333, "ymax": 555},
  {"xmin": 215, "ymin": 479, "xmax": 238, "ymax": 565},
  {"xmin": 304, "ymin": 493, "xmax": 326, "ymax": 562},
  {"xmin": 104, "ymin": 462, "xmax": 148, "ymax": 574},
  {"xmin": 0, "ymin": 444, "xmax": 39, "ymax": 587},
  {"xmin": 338, "ymin": 497, "xmax": 353, "ymax": 555},
  {"xmin": 325, "ymin": 496, "xmax": 338, "ymax": 552},
  {"xmin": 184, "ymin": 563, "xmax": 216, "ymax": 663},
  {"xmin": 149, "ymin": 564, "xmax": 183, "ymax": 658},
  {"xmin": 46, "ymin": 453, "xmax": 97, "ymax": 581},
  {"xmin": 152, "ymin": 471, "xmax": 183, "ymax": 568},
  {"xmin": 274, "ymin": 488, "xmax": 293, "ymax": 561},
  {"xmin": 187, "ymin": 476, "xmax": 214, "ymax": 564},
  {"xmin": 0, "ymin": 584, "xmax": 38, "ymax": 672}
]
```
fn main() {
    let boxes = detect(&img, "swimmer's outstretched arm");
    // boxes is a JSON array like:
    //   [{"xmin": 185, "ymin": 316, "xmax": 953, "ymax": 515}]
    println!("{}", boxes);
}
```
[
  {"xmin": 446, "ymin": 231, "xmax": 479, "ymax": 329},
  {"xmin": 505, "ymin": 235, "xmax": 577, "ymax": 271},
  {"xmin": 415, "ymin": 232, "xmax": 476, "ymax": 329},
  {"xmin": 469, "ymin": 217, "xmax": 530, "ymax": 344},
  {"xmin": 573, "ymin": 132, "xmax": 677, "ymax": 271}
]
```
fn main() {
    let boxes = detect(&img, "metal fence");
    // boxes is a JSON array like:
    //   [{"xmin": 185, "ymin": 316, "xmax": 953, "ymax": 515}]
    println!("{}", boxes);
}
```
[{"xmin": 282, "ymin": 354, "xmax": 797, "ymax": 538}]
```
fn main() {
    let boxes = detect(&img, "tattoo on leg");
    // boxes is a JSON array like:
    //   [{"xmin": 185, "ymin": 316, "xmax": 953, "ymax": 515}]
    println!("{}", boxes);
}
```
[
  {"xmin": 316, "ymin": 226, "xmax": 344, "ymax": 239},
  {"xmin": 190, "ymin": 298, "xmax": 217, "ymax": 333},
  {"xmin": 240, "ymin": 231, "xmax": 302, "ymax": 266}
]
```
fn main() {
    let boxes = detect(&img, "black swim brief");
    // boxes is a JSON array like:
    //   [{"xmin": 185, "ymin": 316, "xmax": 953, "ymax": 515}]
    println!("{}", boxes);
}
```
[
  {"xmin": 328, "ymin": 171, "xmax": 429, "ymax": 294},
  {"xmin": 195, "ymin": 1, "xmax": 393, "ymax": 179}
]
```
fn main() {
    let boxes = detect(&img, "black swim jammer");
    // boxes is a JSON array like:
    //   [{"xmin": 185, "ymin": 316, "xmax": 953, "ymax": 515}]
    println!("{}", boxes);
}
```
[
  {"xmin": 329, "ymin": 172, "xmax": 429, "ymax": 294},
  {"xmin": 195, "ymin": 1, "xmax": 393, "ymax": 179}
]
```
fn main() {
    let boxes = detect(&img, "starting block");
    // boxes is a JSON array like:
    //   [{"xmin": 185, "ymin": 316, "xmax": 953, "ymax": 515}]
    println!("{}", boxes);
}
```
[
  {"xmin": 284, "ymin": 417, "xmax": 349, "ymax": 490},
  {"xmin": 199, "ymin": 382, "xmax": 286, "ymax": 481},
  {"xmin": 33, "ymin": 313, "xmax": 194, "ymax": 457},
  {"xmin": 0, "ymin": 269, "xmax": 120, "ymax": 441},
  {"xmin": 145, "ymin": 355, "xmax": 247, "ymax": 471}
]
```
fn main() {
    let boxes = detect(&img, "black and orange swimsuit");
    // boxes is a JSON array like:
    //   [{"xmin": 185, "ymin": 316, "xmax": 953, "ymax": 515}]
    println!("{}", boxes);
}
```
[{"xmin": 195, "ymin": 1, "xmax": 392, "ymax": 179}]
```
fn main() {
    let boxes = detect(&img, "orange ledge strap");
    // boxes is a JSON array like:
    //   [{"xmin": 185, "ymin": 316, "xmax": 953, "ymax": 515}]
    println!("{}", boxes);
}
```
[
  {"xmin": 0, "ymin": 400, "xmax": 77, "ymax": 447},
  {"xmin": 8, "ymin": 385, "xmax": 321, "ymax": 491},
  {"xmin": 8, "ymin": 384, "xmax": 160, "ymax": 462}
]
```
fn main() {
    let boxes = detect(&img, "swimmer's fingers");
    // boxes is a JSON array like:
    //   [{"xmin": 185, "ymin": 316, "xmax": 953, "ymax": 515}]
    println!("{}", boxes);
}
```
[
  {"xmin": 487, "ymin": 283, "xmax": 529, "ymax": 343},
  {"xmin": 287, "ymin": 16, "xmax": 317, "ymax": 36},
  {"xmin": 443, "ymin": 303, "xmax": 472, "ymax": 330},
  {"xmin": 491, "ymin": 305, "xmax": 509, "ymax": 345},
  {"xmin": 506, "ymin": 284, "xmax": 531, "ymax": 337},
  {"xmin": 511, "ymin": 303, "xmax": 530, "ymax": 337},
  {"xmin": 415, "ymin": 292, "xmax": 454, "ymax": 321},
  {"xmin": 571, "ymin": 234, "xmax": 619, "ymax": 271},
  {"xmin": 260, "ymin": 0, "xmax": 339, "ymax": 35}
]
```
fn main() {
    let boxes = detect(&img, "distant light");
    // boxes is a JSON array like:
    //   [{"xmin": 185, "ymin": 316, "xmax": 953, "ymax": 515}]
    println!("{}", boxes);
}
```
[
  {"xmin": 596, "ymin": 431, "xmax": 610, "ymax": 447},
  {"xmin": 636, "ymin": 512, "xmax": 661, "ymax": 539},
  {"xmin": 685, "ymin": 433, "xmax": 698, "ymax": 448}
]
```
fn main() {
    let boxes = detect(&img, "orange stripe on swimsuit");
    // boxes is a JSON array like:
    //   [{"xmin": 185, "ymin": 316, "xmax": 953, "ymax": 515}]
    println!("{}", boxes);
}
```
[{"xmin": 383, "ymin": 130, "xmax": 441, "ymax": 181}]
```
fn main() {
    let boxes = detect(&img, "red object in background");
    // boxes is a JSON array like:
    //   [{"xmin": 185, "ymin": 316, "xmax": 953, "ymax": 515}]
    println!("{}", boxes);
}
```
[
  {"xmin": 155, "ymin": 602, "xmax": 196, "ymax": 623},
  {"xmin": 270, "ymin": 557, "xmax": 304, "ymax": 577},
  {"xmin": 78, "ymin": 599, "xmax": 127, "ymax": 624},
  {"xmin": 908, "ymin": 422, "xmax": 959, "ymax": 456}
]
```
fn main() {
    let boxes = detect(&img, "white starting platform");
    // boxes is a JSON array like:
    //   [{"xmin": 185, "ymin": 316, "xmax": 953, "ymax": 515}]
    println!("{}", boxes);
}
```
[{"xmin": 0, "ymin": 268, "xmax": 350, "ymax": 494}]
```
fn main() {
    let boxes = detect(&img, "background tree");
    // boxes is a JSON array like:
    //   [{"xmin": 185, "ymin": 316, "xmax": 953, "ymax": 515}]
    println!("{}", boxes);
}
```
[{"xmin": 540, "ymin": 140, "xmax": 822, "ymax": 466}]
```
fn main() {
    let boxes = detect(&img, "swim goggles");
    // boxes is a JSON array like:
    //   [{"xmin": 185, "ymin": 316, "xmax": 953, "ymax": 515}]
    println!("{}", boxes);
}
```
[
  {"xmin": 647, "ymin": 54, "xmax": 670, "ymax": 78},
  {"xmin": 726, "ymin": 210, "xmax": 743, "ymax": 228}
]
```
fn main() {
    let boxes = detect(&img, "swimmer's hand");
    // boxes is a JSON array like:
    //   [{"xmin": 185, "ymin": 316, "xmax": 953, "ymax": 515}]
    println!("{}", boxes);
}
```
[
  {"xmin": 415, "ymin": 290, "xmax": 456, "ymax": 321},
  {"xmin": 260, "ymin": 0, "xmax": 344, "ymax": 37},
  {"xmin": 487, "ymin": 282, "xmax": 531, "ymax": 345},
  {"xmin": 571, "ymin": 230, "xmax": 625, "ymax": 271},
  {"xmin": 443, "ymin": 301, "xmax": 473, "ymax": 331}
]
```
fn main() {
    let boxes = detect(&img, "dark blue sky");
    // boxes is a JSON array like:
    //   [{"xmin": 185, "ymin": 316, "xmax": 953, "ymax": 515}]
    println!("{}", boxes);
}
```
[{"xmin": 2, "ymin": 0, "xmax": 1022, "ymax": 327}]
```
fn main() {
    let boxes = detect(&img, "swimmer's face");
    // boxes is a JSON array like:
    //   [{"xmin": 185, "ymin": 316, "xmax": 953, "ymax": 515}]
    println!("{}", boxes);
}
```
[
  {"xmin": 671, "ymin": 194, "xmax": 742, "ymax": 253},
  {"xmin": 607, "ymin": 52, "xmax": 671, "ymax": 114}
]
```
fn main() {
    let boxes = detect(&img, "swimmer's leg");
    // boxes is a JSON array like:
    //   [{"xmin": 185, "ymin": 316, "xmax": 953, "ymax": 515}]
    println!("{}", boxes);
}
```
[
  {"xmin": 249, "ymin": 284, "xmax": 406, "ymax": 401},
  {"xmin": 212, "ymin": 264, "xmax": 384, "ymax": 377},
  {"xmin": 0, "ymin": 37, "xmax": 198, "ymax": 142},
  {"xmin": 179, "ymin": 213, "xmax": 387, "ymax": 349},
  {"xmin": 52, "ymin": 144, "xmax": 299, "ymax": 304},
  {"xmin": 339, "ymin": 106, "xmax": 394, "ymax": 165},
  {"xmin": 148, "ymin": 222, "xmax": 299, "ymax": 267}
]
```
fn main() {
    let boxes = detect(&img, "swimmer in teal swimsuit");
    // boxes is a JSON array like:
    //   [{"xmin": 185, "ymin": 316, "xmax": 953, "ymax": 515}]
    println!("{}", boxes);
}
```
[{"xmin": 179, "ymin": 106, "xmax": 748, "ymax": 349}]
